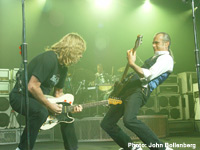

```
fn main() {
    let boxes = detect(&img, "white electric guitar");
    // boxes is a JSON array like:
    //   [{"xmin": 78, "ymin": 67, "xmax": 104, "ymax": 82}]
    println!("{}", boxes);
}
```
[{"xmin": 41, "ymin": 94, "xmax": 122, "ymax": 130}]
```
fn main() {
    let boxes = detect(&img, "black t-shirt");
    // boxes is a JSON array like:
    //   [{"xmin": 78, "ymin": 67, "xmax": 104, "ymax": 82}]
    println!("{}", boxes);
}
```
[{"xmin": 22, "ymin": 51, "xmax": 68, "ymax": 95}]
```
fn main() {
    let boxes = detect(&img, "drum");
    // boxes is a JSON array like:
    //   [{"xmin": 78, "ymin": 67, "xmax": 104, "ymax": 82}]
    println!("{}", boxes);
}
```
[
  {"xmin": 95, "ymin": 73, "xmax": 113, "ymax": 91},
  {"xmin": 98, "ymin": 84, "xmax": 113, "ymax": 92}
]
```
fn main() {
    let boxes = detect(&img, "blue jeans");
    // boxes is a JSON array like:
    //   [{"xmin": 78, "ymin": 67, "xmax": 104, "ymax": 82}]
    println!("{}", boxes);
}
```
[
  {"xmin": 9, "ymin": 88, "xmax": 78, "ymax": 150},
  {"xmin": 101, "ymin": 88, "xmax": 165, "ymax": 150}
]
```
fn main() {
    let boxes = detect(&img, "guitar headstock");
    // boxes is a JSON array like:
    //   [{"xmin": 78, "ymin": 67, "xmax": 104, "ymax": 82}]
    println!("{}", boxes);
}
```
[
  {"xmin": 108, "ymin": 98, "xmax": 122, "ymax": 105},
  {"xmin": 133, "ymin": 34, "xmax": 143, "ymax": 50}
]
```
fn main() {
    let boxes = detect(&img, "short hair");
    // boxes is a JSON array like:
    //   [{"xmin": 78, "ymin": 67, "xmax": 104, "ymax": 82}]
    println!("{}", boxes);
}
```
[{"xmin": 46, "ymin": 33, "xmax": 86, "ymax": 66}]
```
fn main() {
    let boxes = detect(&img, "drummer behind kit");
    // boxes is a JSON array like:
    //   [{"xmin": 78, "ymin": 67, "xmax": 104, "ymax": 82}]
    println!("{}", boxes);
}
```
[{"xmin": 95, "ymin": 72, "xmax": 113, "ymax": 92}]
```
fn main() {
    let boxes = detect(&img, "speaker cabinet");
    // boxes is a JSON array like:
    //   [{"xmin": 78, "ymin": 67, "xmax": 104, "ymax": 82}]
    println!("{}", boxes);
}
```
[
  {"xmin": 0, "ymin": 82, "xmax": 10, "ymax": 95},
  {"xmin": 157, "ymin": 94, "xmax": 183, "ymax": 120},
  {"xmin": 164, "ymin": 74, "xmax": 178, "ymax": 84},
  {"xmin": 193, "ymin": 83, "xmax": 200, "ymax": 120},
  {"xmin": 10, "ymin": 68, "xmax": 19, "ymax": 81},
  {"xmin": 181, "ymin": 94, "xmax": 191, "ymax": 120},
  {"xmin": 139, "ymin": 96, "xmax": 158, "ymax": 115},
  {"xmin": 0, "ymin": 69, "xmax": 10, "ymax": 81},
  {"xmin": 178, "ymin": 72, "xmax": 197, "ymax": 94},
  {"xmin": 0, "ymin": 95, "xmax": 19, "ymax": 129},
  {"xmin": 157, "ymin": 84, "xmax": 179, "ymax": 94},
  {"xmin": 0, "ymin": 95, "xmax": 11, "ymax": 129}
]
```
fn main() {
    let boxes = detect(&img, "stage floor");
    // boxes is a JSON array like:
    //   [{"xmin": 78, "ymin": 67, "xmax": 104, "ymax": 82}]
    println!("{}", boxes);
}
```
[{"xmin": 0, "ymin": 135, "xmax": 199, "ymax": 150}]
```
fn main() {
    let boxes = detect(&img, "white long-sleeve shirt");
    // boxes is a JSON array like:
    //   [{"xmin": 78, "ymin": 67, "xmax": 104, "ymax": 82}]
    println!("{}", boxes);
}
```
[{"xmin": 140, "ymin": 51, "xmax": 174, "ymax": 87}]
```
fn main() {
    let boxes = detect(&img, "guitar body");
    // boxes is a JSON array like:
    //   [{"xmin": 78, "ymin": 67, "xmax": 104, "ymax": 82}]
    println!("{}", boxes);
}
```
[
  {"xmin": 41, "ymin": 94, "xmax": 122, "ymax": 130},
  {"xmin": 41, "ymin": 112, "xmax": 74, "ymax": 130},
  {"xmin": 41, "ymin": 94, "xmax": 75, "ymax": 130},
  {"xmin": 110, "ymin": 81, "xmax": 124, "ymax": 98},
  {"xmin": 109, "ymin": 75, "xmax": 134, "ymax": 99}
]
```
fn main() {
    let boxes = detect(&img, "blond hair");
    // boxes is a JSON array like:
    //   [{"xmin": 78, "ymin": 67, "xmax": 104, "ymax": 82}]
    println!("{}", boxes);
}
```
[{"xmin": 46, "ymin": 33, "xmax": 86, "ymax": 66}]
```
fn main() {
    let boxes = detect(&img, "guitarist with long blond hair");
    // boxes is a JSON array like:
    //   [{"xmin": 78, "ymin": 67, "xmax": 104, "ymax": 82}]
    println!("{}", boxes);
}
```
[
  {"xmin": 9, "ymin": 33, "xmax": 86, "ymax": 150},
  {"xmin": 101, "ymin": 32, "xmax": 174, "ymax": 150}
]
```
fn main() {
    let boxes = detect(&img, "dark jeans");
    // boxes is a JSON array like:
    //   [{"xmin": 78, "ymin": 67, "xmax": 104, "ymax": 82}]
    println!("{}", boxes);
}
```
[
  {"xmin": 101, "ymin": 88, "xmax": 165, "ymax": 150},
  {"xmin": 9, "ymin": 89, "xmax": 78, "ymax": 150}
]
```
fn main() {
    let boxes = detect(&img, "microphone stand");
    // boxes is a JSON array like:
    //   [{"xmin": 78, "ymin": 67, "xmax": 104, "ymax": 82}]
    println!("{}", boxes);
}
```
[
  {"xmin": 75, "ymin": 81, "xmax": 83, "ymax": 95},
  {"xmin": 21, "ymin": 0, "xmax": 30, "ymax": 149},
  {"xmin": 191, "ymin": 0, "xmax": 200, "ymax": 111}
]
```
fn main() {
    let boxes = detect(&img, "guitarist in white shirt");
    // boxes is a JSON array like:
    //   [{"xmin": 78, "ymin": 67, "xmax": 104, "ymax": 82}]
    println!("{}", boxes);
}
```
[
  {"xmin": 9, "ymin": 33, "xmax": 86, "ymax": 150},
  {"xmin": 101, "ymin": 32, "xmax": 174, "ymax": 150}
]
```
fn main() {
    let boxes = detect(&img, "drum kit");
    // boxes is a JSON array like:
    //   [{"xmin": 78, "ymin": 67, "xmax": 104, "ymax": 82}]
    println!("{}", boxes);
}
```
[
  {"xmin": 64, "ymin": 67, "xmax": 126, "ymax": 102},
  {"xmin": 62, "ymin": 67, "xmax": 126, "ymax": 117}
]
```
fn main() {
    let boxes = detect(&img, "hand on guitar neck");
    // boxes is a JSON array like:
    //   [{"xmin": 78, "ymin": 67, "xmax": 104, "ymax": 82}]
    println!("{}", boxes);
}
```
[
  {"xmin": 133, "ymin": 34, "xmax": 143, "ymax": 50},
  {"xmin": 127, "ymin": 34, "xmax": 143, "ymax": 65},
  {"xmin": 71, "ymin": 105, "xmax": 83, "ymax": 113},
  {"xmin": 127, "ymin": 35, "xmax": 144, "ymax": 78},
  {"xmin": 127, "ymin": 49, "xmax": 136, "ymax": 64},
  {"xmin": 127, "ymin": 34, "xmax": 143, "ymax": 62}
]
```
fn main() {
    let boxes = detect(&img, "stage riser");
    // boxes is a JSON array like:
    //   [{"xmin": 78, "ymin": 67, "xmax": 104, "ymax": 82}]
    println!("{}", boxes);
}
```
[
  {"xmin": 54, "ymin": 116, "xmax": 168, "ymax": 142},
  {"xmin": 0, "ymin": 129, "xmax": 18, "ymax": 145},
  {"xmin": 0, "ymin": 128, "xmax": 54, "ymax": 145},
  {"xmin": 194, "ymin": 121, "xmax": 200, "ymax": 132},
  {"xmin": 168, "ymin": 120, "xmax": 195, "ymax": 135}
]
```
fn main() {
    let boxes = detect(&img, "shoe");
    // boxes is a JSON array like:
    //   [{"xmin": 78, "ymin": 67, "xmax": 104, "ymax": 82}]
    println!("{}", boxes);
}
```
[
  {"xmin": 165, "ymin": 146, "xmax": 173, "ymax": 150},
  {"xmin": 16, "ymin": 148, "xmax": 20, "ymax": 150}
]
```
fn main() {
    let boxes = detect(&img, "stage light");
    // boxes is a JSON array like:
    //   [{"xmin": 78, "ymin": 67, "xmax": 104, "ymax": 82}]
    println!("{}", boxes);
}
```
[
  {"xmin": 143, "ymin": 0, "xmax": 152, "ymax": 12},
  {"xmin": 37, "ymin": 0, "xmax": 46, "ymax": 6},
  {"xmin": 95, "ymin": 0, "xmax": 112, "ymax": 9}
]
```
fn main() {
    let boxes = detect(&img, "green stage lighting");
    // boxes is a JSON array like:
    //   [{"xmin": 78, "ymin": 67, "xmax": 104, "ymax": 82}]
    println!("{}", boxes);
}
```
[
  {"xmin": 143, "ymin": 0, "xmax": 152, "ymax": 12},
  {"xmin": 95, "ymin": 0, "xmax": 112, "ymax": 10}
]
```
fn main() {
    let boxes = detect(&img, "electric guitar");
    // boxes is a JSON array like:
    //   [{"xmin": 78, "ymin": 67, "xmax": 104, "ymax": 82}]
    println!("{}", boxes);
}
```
[
  {"xmin": 41, "ymin": 94, "xmax": 122, "ymax": 130},
  {"xmin": 110, "ymin": 35, "xmax": 143, "ymax": 99}
]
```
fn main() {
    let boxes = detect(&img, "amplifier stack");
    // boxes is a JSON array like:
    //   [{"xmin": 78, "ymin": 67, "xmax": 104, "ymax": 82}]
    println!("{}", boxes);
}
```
[
  {"xmin": 139, "ymin": 73, "xmax": 196, "ymax": 121},
  {"xmin": 0, "ymin": 68, "xmax": 21, "ymax": 129}
]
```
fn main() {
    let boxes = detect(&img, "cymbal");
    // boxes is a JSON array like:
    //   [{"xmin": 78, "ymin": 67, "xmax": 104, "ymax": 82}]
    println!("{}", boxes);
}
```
[
  {"xmin": 117, "ymin": 67, "xmax": 125, "ymax": 72},
  {"xmin": 67, "ymin": 73, "xmax": 72, "ymax": 77}
]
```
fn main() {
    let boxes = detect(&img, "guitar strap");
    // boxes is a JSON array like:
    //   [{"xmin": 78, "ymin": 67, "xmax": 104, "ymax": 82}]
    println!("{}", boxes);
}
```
[{"xmin": 119, "ymin": 54, "xmax": 170, "ymax": 99}]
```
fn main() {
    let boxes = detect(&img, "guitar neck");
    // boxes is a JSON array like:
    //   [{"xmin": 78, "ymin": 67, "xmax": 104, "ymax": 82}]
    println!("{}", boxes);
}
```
[
  {"xmin": 120, "ymin": 48, "xmax": 135, "ymax": 82},
  {"xmin": 66, "ymin": 100, "xmax": 108, "ymax": 113},
  {"xmin": 81, "ymin": 100, "xmax": 108, "ymax": 109},
  {"xmin": 120, "ymin": 63, "xmax": 129, "ymax": 82}
]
